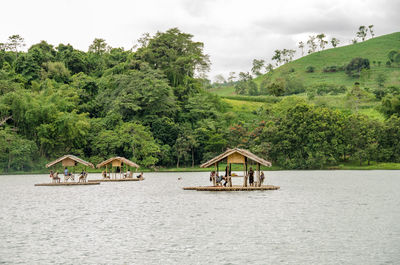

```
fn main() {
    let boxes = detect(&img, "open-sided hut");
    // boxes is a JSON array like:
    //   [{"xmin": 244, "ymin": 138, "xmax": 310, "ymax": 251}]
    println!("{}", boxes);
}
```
[
  {"xmin": 96, "ymin": 157, "xmax": 140, "ymax": 180},
  {"xmin": 183, "ymin": 148, "xmax": 278, "ymax": 191},
  {"xmin": 36, "ymin": 155, "xmax": 98, "ymax": 186}
]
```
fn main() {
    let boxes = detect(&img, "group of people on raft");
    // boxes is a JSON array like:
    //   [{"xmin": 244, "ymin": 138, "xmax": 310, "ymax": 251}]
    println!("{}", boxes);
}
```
[
  {"xmin": 209, "ymin": 166, "xmax": 265, "ymax": 187},
  {"xmin": 49, "ymin": 168, "xmax": 88, "ymax": 183},
  {"xmin": 101, "ymin": 168, "xmax": 143, "ymax": 179}
]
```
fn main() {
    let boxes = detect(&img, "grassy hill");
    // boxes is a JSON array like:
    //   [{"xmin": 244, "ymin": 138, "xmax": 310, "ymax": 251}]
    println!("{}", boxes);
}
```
[
  {"xmin": 211, "ymin": 32, "xmax": 400, "ymax": 120},
  {"xmin": 258, "ymin": 31, "xmax": 400, "ymax": 88}
]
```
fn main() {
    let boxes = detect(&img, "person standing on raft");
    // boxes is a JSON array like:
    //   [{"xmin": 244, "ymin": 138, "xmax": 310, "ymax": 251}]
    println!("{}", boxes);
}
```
[
  {"xmin": 249, "ymin": 167, "xmax": 254, "ymax": 186},
  {"xmin": 260, "ymin": 171, "xmax": 265, "ymax": 186}
]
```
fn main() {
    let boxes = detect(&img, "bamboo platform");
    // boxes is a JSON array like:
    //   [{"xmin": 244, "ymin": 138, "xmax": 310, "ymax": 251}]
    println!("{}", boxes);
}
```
[
  {"xmin": 88, "ymin": 178, "xmax": 144, "ymax": 182},
  {"xmin": 35, "ymin": 182, "xmax": 100, "ymax": 186},
  {"xmin": 183, "ymin": 185, "xmax": 280, "ymax": 191}
]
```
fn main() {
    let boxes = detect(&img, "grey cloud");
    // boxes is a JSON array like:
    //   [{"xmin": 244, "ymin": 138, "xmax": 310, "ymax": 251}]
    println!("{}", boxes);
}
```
[
  {"xmin": 180, "ymin": 0, "xmax": 216, "ymax": 17},
  {"xmin": 254, "ymin": 9, "xmax": 355, "ymax": 35}
]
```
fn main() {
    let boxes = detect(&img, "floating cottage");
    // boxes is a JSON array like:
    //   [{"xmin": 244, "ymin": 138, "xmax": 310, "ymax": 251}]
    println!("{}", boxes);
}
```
[
  {"xmin": 35, "ymin": 155, "xmax": 99, "ymax": 186},
  {"xmin": 183, "ymin": 148, "xmax": 279, "ymax": 191},
  {"xmin": 89, "ymin": 156, "xmax": 143, "ymax": 182}
]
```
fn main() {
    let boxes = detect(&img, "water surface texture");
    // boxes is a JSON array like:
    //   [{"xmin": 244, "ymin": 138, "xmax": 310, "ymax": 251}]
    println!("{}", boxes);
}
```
[{"xmin": 0, "ymin": 171, "xmax": 399, "ymax": 264}]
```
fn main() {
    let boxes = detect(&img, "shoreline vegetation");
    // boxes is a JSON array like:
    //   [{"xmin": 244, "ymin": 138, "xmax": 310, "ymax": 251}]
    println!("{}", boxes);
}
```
[
  {"xmin": 2, "ymin": 161, "xmax": 400, "ymax": 175},
  {"xmin": 1, "ymin": 30, "xmax": 400, "ymax": 173}
]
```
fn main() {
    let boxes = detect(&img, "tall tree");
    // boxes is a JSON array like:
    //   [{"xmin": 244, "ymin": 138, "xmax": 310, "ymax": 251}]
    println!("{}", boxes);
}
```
[
  {"xmin": 287, "ymin": 49, "xmax": 296, "ymax": 62},
  {"xmin": 251, "ymin": 59, "xmax": 265, "ymax": 76},
  {"xmin": 357, "ymin": 26, "xmax": 368, "ymax": 41},
  {"xmin": 135, "ymin": 28, "xmax": 210, "ymax": 89},
  {"xmin": 307, "ymin": 36, "xmax": 317, "ymax": 54},
  {"xmin": 298, "ymin": 41, "xmax": 305, "ymax": 56},
  {"xmin": 330, "ymin": 37, "xmax": 340, "ymax": 48},
  {"xmin": 214, "ymin": 74, "xmax": 226, "ymax": 84},
  {"xmin": 98, "ymin": 66, "xmax": 176, "ymax": 121},
  {"xmin": 271, "ymin": 50, "xmax": 282, "ymax": 66},
  {"xmin": 5, "ymin": 35, "xmax": 25, "ymax": 53},
  {"xmin": 316, "ymin": 33, "xmax": 328, "ymax": 50},
  {"xmin": 265, "ymin": 63, "xmax": 274, "ymax": 73},
  {"xmin": 88, "ymin": 38, "xmax": 109, "ymax": 54},
  {"xmin": 227, "ymin": 72, "xmax": 236, "ymax": 84},
  {"xmin": 368, "ymin": 25, "xmax": 375, "ymax": 38}
]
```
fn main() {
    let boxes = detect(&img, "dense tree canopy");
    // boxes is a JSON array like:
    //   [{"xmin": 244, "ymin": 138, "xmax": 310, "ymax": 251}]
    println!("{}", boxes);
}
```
[{"xmin": 1, "ymin": 29, "xmax": 400, "ymax": 172}]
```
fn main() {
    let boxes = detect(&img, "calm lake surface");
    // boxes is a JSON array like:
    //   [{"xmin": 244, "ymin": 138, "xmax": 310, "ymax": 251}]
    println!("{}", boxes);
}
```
[{"xmin": 0, "ymin": 171, "xmax": 399, "ymax": 265}]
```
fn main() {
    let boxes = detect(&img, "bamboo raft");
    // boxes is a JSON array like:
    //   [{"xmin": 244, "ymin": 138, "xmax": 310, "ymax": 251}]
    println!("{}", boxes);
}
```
[
  {"xmin": 88, "ymin": 178, "xmax": 144, "ymax": 182},
  {"xmin": 35, "ymin": 182, "xmax": 100, "ymax": 186},
  {"xmin": 183, "ymin": 185, "xmax": 280, "ymax": 191}
]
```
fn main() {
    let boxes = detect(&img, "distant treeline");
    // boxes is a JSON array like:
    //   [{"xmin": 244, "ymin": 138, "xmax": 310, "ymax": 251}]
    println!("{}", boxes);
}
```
[{"xmin": 1, "ymin": 29, "xmax": 400, "ymax": 172}]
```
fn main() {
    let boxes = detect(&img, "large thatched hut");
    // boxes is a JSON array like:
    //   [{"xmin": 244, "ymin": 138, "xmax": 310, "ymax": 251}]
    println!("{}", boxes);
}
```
[{"xmin": 200, "ymin": 148, "xmax": 272, "ymax": 187}]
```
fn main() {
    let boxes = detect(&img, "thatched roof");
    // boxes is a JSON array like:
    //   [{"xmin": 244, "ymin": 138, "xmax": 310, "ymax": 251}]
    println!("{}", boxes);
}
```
[
  {"xmin": 96, "ymin": 157, "xmax": 140, "ymax": 169},
  {"xmin": 46, "ymin": 155, "xmax": 94, "ymax": 168},
  {"xmin": 200, "ymin": 148, "xmax": 272, "ymax": 168}
]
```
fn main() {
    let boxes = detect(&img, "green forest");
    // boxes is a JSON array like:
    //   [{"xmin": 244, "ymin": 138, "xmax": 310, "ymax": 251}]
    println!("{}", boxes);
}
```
[{"xmin": 1, "ymin": 28, "xmax": 400, "ymax": 172}]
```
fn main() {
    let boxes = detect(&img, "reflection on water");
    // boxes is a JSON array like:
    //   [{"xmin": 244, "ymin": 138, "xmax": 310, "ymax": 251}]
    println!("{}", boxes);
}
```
[{"xmin": 0, "ymin": 171, "xmax": 399, "ymax": 264}]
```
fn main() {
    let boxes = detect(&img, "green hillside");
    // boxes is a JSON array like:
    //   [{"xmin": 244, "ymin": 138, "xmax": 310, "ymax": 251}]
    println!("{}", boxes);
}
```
[
  {"xmin": 261, "ymin": 32, "xmax": 400, "ymax": 87},
  {"xmin": 212, "ymin": 32, "xmax": 400, "ymax": 96}
]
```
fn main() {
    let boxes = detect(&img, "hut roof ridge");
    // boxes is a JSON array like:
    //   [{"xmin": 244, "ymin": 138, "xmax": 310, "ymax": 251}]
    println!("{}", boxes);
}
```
[
  {"xmin": 96, "ymin": 156, "xmax": 140, "ymax": 169},
  {"xmin": 46, "ymin": 154, "xmax": 94, "ymax": 168},
  {"xmin": 200, "ymin": 148, "xmax": 272, "ymax": 168}
]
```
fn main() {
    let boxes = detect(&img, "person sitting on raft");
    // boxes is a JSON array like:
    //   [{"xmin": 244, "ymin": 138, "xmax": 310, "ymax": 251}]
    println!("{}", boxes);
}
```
[
  {"xmin": 50, "ymin": 170, "xmax": 60, "ymax": 183},
  {"xmin": 124, "ymin": 169, "xmax": 131, "ymax": 178},
  {"xmin": 209, "ymin": 171, "xmax": 215, "ymax": 182},
  {"xmin": 216, "ymin": 174, "xmax": 223, "ymax": 186},
  {"xmin": 53, "ymin": 172, "xmax": 60, "ymax": 183},
  {"xmin": 136, "ymin": 172, "xmax": 143, "ymax": 179}
]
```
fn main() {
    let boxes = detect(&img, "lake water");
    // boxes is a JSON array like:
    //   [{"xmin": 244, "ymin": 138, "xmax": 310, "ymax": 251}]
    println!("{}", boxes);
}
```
[{"xmin": 0, "ymin": 171, "xmax": 399, "ymax": 264}]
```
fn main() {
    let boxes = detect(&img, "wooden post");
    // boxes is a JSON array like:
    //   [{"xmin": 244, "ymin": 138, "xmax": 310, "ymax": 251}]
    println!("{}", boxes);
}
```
[
  {"xmin": 217, "ymin": 162, "xmax": 219, "ymax": 186},
  {"xmin": 228, "ymin": 163, "xmax": 232, "ymax": 187},
  {"xmin": 257, "ymin": 163, "xmax": 261, "ymax": 187},
  {"xmin": 213, "ymin": 163, "xmax": 217, "ymax": 186},
  {"xmin": 243, "ymin": 162, "xmax": 247, "ymax": 187}
]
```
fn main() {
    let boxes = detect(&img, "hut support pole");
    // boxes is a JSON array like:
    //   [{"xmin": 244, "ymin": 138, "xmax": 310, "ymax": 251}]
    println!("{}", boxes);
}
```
[
  {"xmin": 243, "ymin": 162, "xmax": 247, "ymax": 187},
  {"xmin": 213, "ymin": 163, "xmax": 217, "ymax": 186},
  {"xmin": 228, "ymin": 163, "xmax": 232, "ymax": 187},
  {"xmin": 217, "ymin": 162, "xmax": 219, "ymax": 186}
]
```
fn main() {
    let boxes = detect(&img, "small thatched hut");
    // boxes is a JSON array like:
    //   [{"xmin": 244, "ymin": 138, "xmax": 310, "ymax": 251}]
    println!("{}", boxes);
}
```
[
  {"xmin": 200, "ymin": 148, "xmax": 272, "ymax": 187},
  {"xmin": 96, "ymin": 157, "xmax": 140, "ymax": 179}
]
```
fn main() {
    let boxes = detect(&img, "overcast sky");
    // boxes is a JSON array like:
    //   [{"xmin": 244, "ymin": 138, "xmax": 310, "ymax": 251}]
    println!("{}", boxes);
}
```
[{"xmin": 1, "ymin": 0, "xmax": 399, "ymax": 80}]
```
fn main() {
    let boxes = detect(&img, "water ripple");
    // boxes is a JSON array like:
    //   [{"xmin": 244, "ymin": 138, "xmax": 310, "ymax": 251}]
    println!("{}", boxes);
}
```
[{"xmin": 0, "ymin": 171, "xmax": 399, "ymax": 264}]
